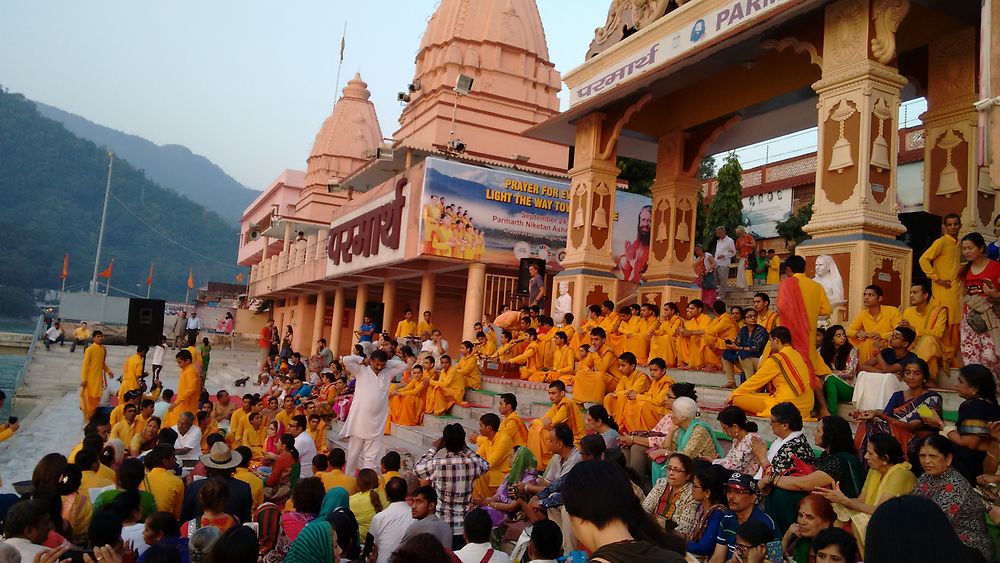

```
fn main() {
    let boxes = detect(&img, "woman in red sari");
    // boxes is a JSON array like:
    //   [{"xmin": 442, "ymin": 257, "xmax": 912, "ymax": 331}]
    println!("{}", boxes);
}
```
[{"xmin": 960, "ymin": 232, "xmax": 1000, "ymax": 388}]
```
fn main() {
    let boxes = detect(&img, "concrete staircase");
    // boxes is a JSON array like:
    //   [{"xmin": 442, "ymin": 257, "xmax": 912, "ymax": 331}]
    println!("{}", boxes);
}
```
[{"xmin": 370, "ymin": 364, "xmax": 965, "ymax": 462}]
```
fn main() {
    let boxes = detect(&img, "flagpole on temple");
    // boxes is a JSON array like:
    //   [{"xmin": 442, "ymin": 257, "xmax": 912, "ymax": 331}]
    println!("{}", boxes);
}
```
[
  {"xmin": 90, "ymin": 152, "xmax": 114, "ymax": 294},
  {"xmin": 60, "ymin": 254, "xmax": 69, "ymax": 298},
  {"xmin": 146, "ymin": 262, "xmax": 154, "ymax": 298},
  {"xmin": 334, "ymin": 21, "xmax": 346, "ymax": 101}
]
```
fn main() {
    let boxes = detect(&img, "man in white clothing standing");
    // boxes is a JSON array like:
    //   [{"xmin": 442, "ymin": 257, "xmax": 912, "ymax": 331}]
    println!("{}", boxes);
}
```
[
  {"xmin": 713, "ymin": 226, "xmax": 736, "ymax": 298},
  {"xmin": 289, "ymin": 414, "xmax": 317, "ymax": 477},
  {"xmin": 369, "ymin": 476, "xmax": 415, "ymax": 563},
  {"xmin": 340, "ymin": 349, "xmax": 406, "ymax": 476}
]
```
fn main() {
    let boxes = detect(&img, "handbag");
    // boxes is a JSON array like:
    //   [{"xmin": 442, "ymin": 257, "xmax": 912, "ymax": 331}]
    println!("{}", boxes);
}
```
[{"xmin": 701, "ymin": 270, "xmax": 718, "ymax": 290}]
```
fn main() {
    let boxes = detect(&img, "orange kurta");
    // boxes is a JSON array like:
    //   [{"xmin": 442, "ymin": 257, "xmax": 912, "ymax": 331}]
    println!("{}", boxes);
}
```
[
  {"xmin": 620, "ymin": 316, "xmax": 651, "ymax": 365},
  {"xmin": 603, "ymin": 369, "xmax": 651, "ymax": 431},
  {"xmin": 847, "ymin": 305, "xmax": 902, "ymax": 365},
  {"xmin": 388, "ymin": 375, "xmax": 428, "ymax": 427},
  {"xmin": 454, "ymin": 355, "xmax": 481, "ymax": 390},
  {"xmin": 80, "ymin": 343, "xmax": 108, "ymax": 419},
  {"xmin": 552, "ymin": 345, "xmax": 576, "ymax": 385},
  {"xmin": 119, "ymin": 354, "xmax": 144, "ymax": 401},
  {"xmin": 703, "ymin": 314, "xmax": 740, "ymax": 367},
  {"xmin": 164, "ymin": 364, "xmax": 200, "ymax": 428},
  {"xmin": 573, "ymin": 346, "xmax": 618, "ymax": 404},
  {"xmin": 425, "ymin": 366, "xmax": 464, "ymax": 415},
  {"xmin": 499, "ymin": 411, "xmax": 528, "ymax": 447},
  {"xmin": 623, "ymin": 373, "xmax": 676, "ymax": 431},
  {"xmin": 510, "ymin": 341, "xmax": 543, "ymax": 381},
  {"xmin": 677, "ymin": 314, "xmax": 713, "ymax": 369},
  {"xmin": 650, "ymin": 315, "xmax": 683, "ymax": 367},
  {"xmin": 472, "ymin": 432, "xmax": 515, "ymax": 498},
  {"xmin": 525, "ymin": 397, "xmax": 585, "ymax": 468}
]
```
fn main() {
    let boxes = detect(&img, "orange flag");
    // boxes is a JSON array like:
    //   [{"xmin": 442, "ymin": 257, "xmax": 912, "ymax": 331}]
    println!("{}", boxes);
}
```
[
  {"xmin": 187, "ymin": 269, "xmax": 194, "ymax": 289},
  {"xmin": 146, "ymin": 263, "xmax": 154, "ymax": 286},
  {"xmin": 60, "ymin": 254, "xmax": 69, "ymax": 279},
  {"xmin": 97, "ymin": 259, "xmax": 114, "ymax": 278}
]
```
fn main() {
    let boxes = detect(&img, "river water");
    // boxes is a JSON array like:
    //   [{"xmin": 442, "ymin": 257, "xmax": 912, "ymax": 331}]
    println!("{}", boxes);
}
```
[{"xmin": 0, "ymin": 318, "xmax": 35, "ymax": 418}]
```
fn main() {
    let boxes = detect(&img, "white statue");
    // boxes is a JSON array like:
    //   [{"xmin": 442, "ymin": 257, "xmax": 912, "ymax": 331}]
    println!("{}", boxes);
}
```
[
  {"xmin": 814, "ymin": 255, "xmax": 846, "ymax": 307},
  {"xmin": 554, "ymin": 281, "xmax": 573, "ymax": 325}
]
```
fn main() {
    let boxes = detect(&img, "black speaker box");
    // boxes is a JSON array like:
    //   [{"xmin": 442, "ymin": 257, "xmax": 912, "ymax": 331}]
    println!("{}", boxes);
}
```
[{"xmin": 127, "ymin": 299, "xmax": 166, "ymax": 346}]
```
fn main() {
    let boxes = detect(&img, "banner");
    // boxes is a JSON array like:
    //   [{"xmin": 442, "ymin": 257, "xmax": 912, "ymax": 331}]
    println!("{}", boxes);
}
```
[
  {"xmin": 418, "ymin": 158, "xmax": 652, "ymax": 281},
  {"xmin": 742, "ymin": 188, "xmax": 792, "ymax": 239}
]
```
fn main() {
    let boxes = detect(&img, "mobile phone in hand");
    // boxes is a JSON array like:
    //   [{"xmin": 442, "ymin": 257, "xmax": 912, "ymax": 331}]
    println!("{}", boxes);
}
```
[{"xmin": 766, "ymin": 539, "xmax": 783, "ymax": 562}]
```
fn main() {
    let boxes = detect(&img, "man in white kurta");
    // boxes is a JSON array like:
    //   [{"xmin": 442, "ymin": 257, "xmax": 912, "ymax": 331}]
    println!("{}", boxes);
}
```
[{"xmin": 340, "ymin": 350, "xmax": 406, "ymax": 476}]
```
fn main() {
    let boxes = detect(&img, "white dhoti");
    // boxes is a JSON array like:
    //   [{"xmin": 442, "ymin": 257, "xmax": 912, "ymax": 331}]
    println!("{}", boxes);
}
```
[
  {"xmin": 852, "ymin": 371, "xmax": 906, "ymax": 411},
  {"xmin": 345, "ymin": 434, "xmax": 385, "ymax": 477}
]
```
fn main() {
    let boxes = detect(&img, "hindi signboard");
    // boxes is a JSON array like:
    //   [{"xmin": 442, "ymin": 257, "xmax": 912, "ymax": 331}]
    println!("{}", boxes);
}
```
[{"xmin": 569, "ymin": 0, "xmax": 808, "ymax": 107}]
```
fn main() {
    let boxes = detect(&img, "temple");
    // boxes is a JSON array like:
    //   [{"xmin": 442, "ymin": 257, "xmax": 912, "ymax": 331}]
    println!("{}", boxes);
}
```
[
  {"xmin": 238, "ymin": 0, "xmax": 641, "ymax": 355},
  {"xmin": 527, "ymin": 0, "xmax": 995, "ymax": 321}
]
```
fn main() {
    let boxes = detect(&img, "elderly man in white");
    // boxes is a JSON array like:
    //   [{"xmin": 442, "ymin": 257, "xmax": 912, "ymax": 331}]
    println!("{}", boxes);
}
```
[
  {"xmin": 172, "ymin": 411, "xmax": 203, "ymax": 466},
  {"xmin": 340, "ymin": 349, "xmax": 407, "ymax": 476},
  {"xmin": 713, "ymin": 226, "xmax": 736, "ymax": 298}
]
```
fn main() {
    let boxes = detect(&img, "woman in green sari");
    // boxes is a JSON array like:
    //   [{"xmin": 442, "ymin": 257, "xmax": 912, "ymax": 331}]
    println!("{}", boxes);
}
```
[
  {"xmin": 650, "ymin": 397, "xmax": 722, "ymax": 483},
  {"xmin": 761, "ymin": 416, "xmax": 864, "ymax": 534},
  {"xmin": 285, "ymin": 519, "xmax": 341, "ymax": 563}
]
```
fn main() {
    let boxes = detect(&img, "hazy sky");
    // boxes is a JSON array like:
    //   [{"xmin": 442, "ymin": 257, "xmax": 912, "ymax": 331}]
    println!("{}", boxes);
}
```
[{"xmin": 0, "ymin": 1, "xmax": 610, "ymax": 190}]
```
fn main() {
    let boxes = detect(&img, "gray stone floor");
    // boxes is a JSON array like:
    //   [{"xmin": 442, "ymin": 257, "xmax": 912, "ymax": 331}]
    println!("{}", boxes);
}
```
[{"xmin": 0, "ymin": 343, "xmax": 263, "ymax": 493}]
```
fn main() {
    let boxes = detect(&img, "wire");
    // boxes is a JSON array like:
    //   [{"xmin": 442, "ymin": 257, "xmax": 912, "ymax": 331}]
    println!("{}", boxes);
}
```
[{"xmin": 108, "ymin": 192, "xmax": 242, "ymax": 270}]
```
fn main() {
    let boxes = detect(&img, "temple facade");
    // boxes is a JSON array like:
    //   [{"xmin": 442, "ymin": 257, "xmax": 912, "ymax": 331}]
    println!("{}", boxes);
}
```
[{"xmin": 528, "ymin": 0, "xmax": 997, "ymax": 322}]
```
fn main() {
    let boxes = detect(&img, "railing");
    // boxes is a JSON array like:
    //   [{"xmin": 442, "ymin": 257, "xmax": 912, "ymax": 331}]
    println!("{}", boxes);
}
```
[
  {"xmin": 248, "ymin": 231, "xmax": 329, "ymax": 295},
  {"xmin": 484, "ymin": 274, "xmax": 520, "ymax": 317},
  {"xmin": 4, "ymin": 314, "xmax": 44, "ymax": 417}
]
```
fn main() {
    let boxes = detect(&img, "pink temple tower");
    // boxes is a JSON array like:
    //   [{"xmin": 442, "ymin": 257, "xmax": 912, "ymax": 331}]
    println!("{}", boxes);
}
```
[
  {"xmin": 296, "ymin": 72, "xmax": 383, "ymax": 221},
  {"xmin": 394, "ymin": 0, "xmax": 567, "ymax": 171}
]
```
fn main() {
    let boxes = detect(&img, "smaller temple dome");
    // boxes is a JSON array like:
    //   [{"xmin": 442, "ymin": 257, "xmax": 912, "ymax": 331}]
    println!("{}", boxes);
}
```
[{"xmin": 305, "ymin": 72, "xmax": 382, "ymax": 190}]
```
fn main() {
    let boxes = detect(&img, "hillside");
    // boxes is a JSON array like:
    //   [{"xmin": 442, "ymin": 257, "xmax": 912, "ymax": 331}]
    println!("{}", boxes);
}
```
[
  {"xmin": 0, "ymin": 88, "xmax": 242, "ymax": 302},
  {"xmin": 33, "ymin": 101, "xmax": 258, "ymax": 224}
]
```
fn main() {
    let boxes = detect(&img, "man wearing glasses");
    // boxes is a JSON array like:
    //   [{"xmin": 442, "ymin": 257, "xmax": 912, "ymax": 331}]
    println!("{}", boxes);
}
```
[{"xmin": 708, "ymin": 473, "xmax": 777, "ymax": 563}]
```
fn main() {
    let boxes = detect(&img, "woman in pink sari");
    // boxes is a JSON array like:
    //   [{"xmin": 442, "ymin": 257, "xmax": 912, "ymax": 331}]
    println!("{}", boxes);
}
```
[{"xmin": 264, "ymin": 420, "xmax": 285, "ymax": 460}]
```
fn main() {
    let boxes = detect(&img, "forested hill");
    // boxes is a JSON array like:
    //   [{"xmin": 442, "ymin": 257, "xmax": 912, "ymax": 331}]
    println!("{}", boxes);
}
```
[
  {"xmin": 34, "ymin": 101, "xmax": 258, "ymax": 224},
  {"xmin": 0, "ymin": 88, "xmax": 242, "ymax": 301}
]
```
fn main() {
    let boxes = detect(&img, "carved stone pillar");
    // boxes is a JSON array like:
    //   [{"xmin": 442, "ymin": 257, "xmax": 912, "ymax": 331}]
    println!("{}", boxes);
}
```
[
  {"xmin": 797, "ymin": 0, "xmax": 913, "ymax": 318},
  {"xmin": 310, "ymin": 289, "xmax": 327, "ymax": 355},
  {"xmin": 923, "ymin": 27, "xmax": 992, "ymax": 233},
  {"xmin": 638, "ymin": 132, "xmax": 701, "ymax": 311},
  {"xmin": 555, "ymin": 112, "xmax": 621, "ymax": 323},
  {"xmin": 329, "ymin": 286, "xmax": 346, "ymax": 355}
]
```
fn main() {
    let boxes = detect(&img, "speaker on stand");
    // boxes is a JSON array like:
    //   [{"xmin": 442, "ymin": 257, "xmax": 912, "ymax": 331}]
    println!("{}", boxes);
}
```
[{"xmin": 127, "ymin": 298, "xmax": 166, "ymax": 387}]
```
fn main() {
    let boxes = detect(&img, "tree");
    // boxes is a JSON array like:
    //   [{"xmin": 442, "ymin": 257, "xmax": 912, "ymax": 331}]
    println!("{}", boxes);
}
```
[
  {"xmin": 775, "ymin": 200, "xmax": 814, "ymax": 249},
  {"xmin": 616, "ymin": 156, "xmax": 655, "ymax": 196},
  {"xmin": 695, "ymin": 156, "xmax": 716, "ymax": 248},
  {"xmin": 703, "ymin": 152, "xmax": 744, "ymax": 249}
]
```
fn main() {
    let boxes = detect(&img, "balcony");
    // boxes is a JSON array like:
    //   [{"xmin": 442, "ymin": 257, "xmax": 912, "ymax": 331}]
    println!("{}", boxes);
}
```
[{"xmin": 248, "ymin": 230, "xmax": 329, "ymax": 296}]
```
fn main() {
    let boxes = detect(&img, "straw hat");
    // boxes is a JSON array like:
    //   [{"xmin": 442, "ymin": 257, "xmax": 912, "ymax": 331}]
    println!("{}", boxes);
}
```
[{"xmin": 200, "ymin": 442, "xmax": 242, "ymax": 470}]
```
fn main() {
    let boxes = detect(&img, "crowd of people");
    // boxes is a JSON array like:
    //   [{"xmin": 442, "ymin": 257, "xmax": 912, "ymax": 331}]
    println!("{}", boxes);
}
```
[{"xmin": 1, "ymin": 215, "xmax": 1000, "ymax": 562}]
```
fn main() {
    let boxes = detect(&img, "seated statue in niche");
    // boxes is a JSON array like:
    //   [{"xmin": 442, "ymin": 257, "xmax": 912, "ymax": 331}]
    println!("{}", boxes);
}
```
[
  {"xmin": 553, "ymin": 282, "xmax": 573, "ymax": 325},
  {"xmin": 814, "ymin": 255, "xmax": 847, "ymax": 325}
]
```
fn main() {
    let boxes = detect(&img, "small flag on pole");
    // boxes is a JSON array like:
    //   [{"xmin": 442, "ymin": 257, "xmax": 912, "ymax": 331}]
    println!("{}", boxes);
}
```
[
  {"xmin": 146, "ymin": 263, "xmax": 154, "ymax": 286},
  {"xmin": 97, "ymin": 259, "xmax": 114, "ymax": 278},
  {"xmin": 60, "ymin": 254, "xmax": 69, "ymax": 279},
  {"xmin": 339, "ymin": 31, "xmax": 346, "ymax": 62},
  {"xmin": 187, "ymin": 268, "xmax": 194, "ymax": 289}
]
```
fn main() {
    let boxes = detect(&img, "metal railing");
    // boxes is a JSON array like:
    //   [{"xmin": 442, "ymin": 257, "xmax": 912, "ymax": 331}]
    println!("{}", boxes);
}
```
[{"xmin": 3, "ymin": 314, "xmax": 44, "ymax": 417}]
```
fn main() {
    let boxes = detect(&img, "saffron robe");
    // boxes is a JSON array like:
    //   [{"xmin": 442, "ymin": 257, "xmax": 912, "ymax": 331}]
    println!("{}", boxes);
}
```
[
  {"xmin": 650, "ymin": 315, "xmax": 683, "ymax": 366},
  {"xmin": 473, "ymin": 432, "xmax": 515, "ymax": 497},
  {"xmin": 919, "ymin": 234, "xmax": 962, "ymax": 325},
  {"xmin": 903, "ymin": 304, "xmax": 948, "ymax": 376},
  {"xmin": 573, "ymin": 346, "xmax": 619, "ymax": 404},
  {"xmin": 499, "ymin": 411, "xmax": 528, "ymax": 447},
  {"xmin": 388, "ymin": 375, "xmax": 428, "ymax": 427},
  {"xmin": 623, "ymin": 374, "xmax": 676, "ymax": 431},
  {"xmin": 847, "ymin": 305, "xmax": 902, "ymax": 364},
  {"xmin": 603, "ymin": 369, "xmax": 651, "ymax": 431},
  {"xmin": 677, "ymin": 313, "xmax": 713, "ymax": 369},
  {"xmin": 730, "ymin": 348, "xmax": 815, "ymax": 418},
  {"xmin": 525, "ymin": 397, "xmax": 585, "ymax": 468},
  {"xmin": 164, "ymin": 364, "xmax": 201, "ymax": 428},
  {"xmin": 119, "ymin": 353, "xmax": 144, "ymax": 401},
  {"xmin": 454, "ymin": 354, "xmax": 481, "ymax": 390},
  {"xmin": 80, "ymin": 343, "xmax": 109, "ymax": 419},
  {"xmin": 425, "ymin": 366, "xmax": 465, "ymax": 415}
]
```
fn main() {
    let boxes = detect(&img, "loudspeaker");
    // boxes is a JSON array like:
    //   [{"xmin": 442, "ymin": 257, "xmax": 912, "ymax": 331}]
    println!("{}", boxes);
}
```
[
  {"xmin": 516, "ymin": 258, "xmax": 546, "ymax": 295},
  {"xmin": 898, "ymin": 211, "xmax": 941, "ymax": 279},
  {"xmin": 127, "ymin": 299, "xmax": 166, "ymax": 347}
]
